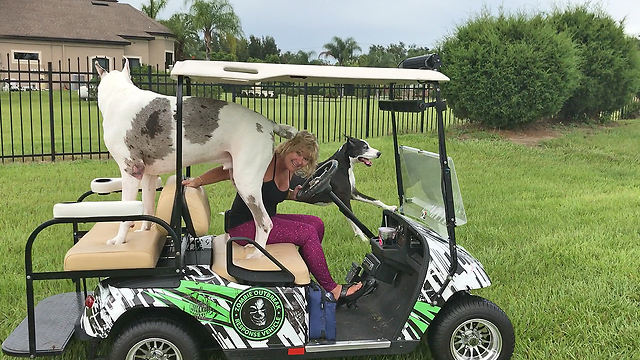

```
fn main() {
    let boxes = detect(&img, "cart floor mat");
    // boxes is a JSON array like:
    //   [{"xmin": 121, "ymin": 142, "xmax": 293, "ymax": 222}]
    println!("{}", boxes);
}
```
[
  {"xmin": 2, "ymin": 292, "xmax": 84, "ymax": 357},
  {"xmin": 336, "ymin": 296, "xmax": 393, "ymax": 341}
]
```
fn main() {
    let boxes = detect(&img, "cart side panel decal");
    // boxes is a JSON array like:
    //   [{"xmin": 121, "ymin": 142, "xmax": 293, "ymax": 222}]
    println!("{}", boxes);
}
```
[
  {"xmin": 81, "ymin": 265, "xmax": 307, "ymax": 349},
  {"xmin": 405, "ymin": 217, "xmax": 491, "ymax": 301},
  {"xmin": 399, "ymin": 301, "xmax": 440, "ymax": 340}
]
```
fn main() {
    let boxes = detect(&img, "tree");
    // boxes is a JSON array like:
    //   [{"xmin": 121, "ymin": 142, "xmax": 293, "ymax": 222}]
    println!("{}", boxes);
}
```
[
  {"xmin": 549, "ymin": 5, "xmax": 640, "ymax": 120},
  {"xmin": 188, "ymin": 0, "xmax": 242, "ymax": 60},
  {"xmin": 141, "ymin": 0, "xmax": 167, "ymax": 19},
  {"xmin": 247, "ymin": 35, "xmax": 263, "ymax": 59},
  {"xmin": 320, "ymin": 36, "xmax": 361, "ymax": 66},
  {"xmin": 281, "ymin": 50, "xmax": 318, "ymax": 65},
  {"xmin": 262, "ymin": 36, "xmax": 280, "ymax": 58},
  {"xmin": 159, "ymin": 13, "xmax": 199, "ymax": 61}
]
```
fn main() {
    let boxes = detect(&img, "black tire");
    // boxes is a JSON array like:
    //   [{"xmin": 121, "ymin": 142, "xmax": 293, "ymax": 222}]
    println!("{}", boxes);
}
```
[
  {"xmin": 427, "ymin": 293, "xmax": 515, "ymax": 360},
  {"xmin": 110, "ymin": 317, "xmax": 203, "ymax": 360}
]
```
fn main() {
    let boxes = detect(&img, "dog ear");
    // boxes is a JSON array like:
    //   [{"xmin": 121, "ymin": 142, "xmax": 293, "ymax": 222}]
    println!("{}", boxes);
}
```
[
  {"xmin": 95, "ymin": 61, "xmax": 106, "ymax": 78},
  {"xmin": 122, "ymin": 57, "xmax": 130, "ymax": 76}
]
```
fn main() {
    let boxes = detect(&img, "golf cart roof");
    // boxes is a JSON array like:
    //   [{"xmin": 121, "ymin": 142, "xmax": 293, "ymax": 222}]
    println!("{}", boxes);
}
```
[{"xmin": 170, "ymin": 60, "xmax": 449, "ymax": 85}]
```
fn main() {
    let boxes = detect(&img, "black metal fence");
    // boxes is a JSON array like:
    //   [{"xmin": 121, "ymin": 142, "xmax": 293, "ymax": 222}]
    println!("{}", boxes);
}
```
[{"xmin": 0, "ymin": 56, "xmax": 462, "ymax": 163}]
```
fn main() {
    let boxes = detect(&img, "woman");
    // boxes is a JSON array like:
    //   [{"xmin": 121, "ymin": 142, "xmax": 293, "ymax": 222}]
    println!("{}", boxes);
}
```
[{"xmin": 183, "ymin": 130, "xmax": 372, "ymax": 306}]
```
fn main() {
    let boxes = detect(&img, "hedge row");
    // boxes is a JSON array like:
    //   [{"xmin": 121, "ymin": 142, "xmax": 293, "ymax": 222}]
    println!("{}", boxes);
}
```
[{"xmin": 438, "ymin": 5, "xmax": 640, "ymax": 128}]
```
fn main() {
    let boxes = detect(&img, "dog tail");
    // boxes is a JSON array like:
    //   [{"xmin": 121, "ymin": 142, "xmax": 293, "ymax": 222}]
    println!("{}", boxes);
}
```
[{"xmin": 273, "ymin": 123, "xmax": 298, "ymax": 139}]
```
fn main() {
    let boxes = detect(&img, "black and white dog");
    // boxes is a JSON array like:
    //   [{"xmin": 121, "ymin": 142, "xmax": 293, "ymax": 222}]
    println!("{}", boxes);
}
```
[
  {"xmin": 96, "ymin": 59, "xmax": 297, "ymax": 257},
  {"xmin": 292, "ymin": 137, "xmax": 397, "ymax": 241}
]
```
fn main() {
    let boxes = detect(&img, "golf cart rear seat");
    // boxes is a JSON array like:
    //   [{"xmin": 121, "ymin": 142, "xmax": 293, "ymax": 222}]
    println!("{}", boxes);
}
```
[{"xmin": 61, "ymin": 175, "xmax": 210, "ymax": 271}]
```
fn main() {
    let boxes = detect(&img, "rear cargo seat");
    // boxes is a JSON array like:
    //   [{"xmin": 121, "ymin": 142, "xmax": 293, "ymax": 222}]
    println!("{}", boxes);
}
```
[{"xmin": 62, "ymin": 176, "xmax": 210, "ymax": 271}]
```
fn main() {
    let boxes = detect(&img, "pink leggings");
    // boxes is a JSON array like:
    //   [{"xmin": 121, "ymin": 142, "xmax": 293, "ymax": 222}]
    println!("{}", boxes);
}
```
[{"xmin": 228, "ymin": 214, "xmax": 337, "ymax": 292}]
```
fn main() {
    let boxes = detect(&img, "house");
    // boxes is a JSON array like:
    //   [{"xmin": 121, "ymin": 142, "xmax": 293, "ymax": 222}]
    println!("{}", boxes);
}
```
[{"xmin": 0, "ymin": 0, "xmax": 175, "ymax": 89}]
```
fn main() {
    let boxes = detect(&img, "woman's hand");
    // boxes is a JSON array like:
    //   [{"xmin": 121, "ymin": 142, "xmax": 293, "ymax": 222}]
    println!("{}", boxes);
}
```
[
  {"xmin": 290, "ymin": 185, "xmax": 302, "ymax": 200},
  {"xmin": 182, "ymin": 176, "xmax": 203, "ymax": 188}
]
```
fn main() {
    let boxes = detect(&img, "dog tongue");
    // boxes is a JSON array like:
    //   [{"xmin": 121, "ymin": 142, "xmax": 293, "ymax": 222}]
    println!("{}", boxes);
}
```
[{"xmin": 359, "ymin": 157, "xmax": 372, "ymax": 167}]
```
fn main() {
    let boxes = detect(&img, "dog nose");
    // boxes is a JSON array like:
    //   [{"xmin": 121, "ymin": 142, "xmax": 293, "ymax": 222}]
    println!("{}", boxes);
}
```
[{"xmin": 376, "ymin": 151, "xmax": 381, "ymax": 157}]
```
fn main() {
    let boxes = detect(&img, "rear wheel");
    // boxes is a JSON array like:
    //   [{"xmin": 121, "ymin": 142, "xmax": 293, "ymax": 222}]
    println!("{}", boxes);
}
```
[
  {"xmin": 110, "ymin": 318, "xmax": 203, "ymax": 360},
  {"xmin": 427, "ymin": 293, "xmax": 515, "ymax": 360}
]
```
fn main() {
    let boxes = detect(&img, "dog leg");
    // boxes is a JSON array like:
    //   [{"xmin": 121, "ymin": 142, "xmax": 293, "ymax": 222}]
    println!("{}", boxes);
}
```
[
  {"xmin": 107, "ymin": 174, "xmax": 140, "ymax": 245},
  {"xmin": 136, "ymin": 174, "xmax": 157, "ymax": 232},
  {"xmin": 232, "ymin": 153, "xmax": 273, "ymax": 258},
  {"xmin": 346, "ymin": 218, "xmax": 370, "ymax": 242},
  {"xmin": 352, "ymin": 189, "xmax": 397, "ymax": 212}
]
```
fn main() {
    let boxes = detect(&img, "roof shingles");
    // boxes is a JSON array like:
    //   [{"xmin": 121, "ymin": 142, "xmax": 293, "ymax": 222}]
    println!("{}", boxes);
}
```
[{"xmin": 0, "ymin": 0, "xmax": 174, "ymax": 44}]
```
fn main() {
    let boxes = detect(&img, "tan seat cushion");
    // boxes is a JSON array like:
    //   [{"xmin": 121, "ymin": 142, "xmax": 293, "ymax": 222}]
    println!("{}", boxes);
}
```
[
  {"xmin": 210, "ymin": 234, "xmax": 311, "ymax": 285},
  {"xmin": 64, "ymin": 222, "xmax": 166, "ymax": 271}
]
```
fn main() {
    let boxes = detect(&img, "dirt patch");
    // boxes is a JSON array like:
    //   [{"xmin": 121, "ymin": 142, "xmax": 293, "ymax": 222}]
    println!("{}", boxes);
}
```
[
  {"xmin": 455, "ymin": 120, "xmax": 625, "ymax": 146},
  {"xmin": 492, "ymin": 127, "xmax": 560, "ymax": 146}
]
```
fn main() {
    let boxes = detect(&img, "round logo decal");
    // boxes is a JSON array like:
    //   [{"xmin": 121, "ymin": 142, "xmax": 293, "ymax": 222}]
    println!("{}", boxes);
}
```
[{"xmin": 230, "ymin": 288, "xmax": 285, "ymax": 341}]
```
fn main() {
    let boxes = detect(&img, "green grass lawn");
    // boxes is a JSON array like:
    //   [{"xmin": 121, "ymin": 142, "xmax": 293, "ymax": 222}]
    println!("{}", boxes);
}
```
[{"xmin": 2, "ymin": 120, "xmax": 640, "ymax": 359}]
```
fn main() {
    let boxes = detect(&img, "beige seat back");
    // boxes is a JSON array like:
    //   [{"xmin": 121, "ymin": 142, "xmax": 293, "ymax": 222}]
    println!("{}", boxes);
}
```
[{"xmin": 155, "ymin": 175, "xmax": 211, "ymax": 236}]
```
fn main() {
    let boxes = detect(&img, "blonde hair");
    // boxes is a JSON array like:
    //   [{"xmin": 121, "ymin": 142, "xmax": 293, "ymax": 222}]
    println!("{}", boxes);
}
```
[{"xmin": 275, "ymin": 130, "xmax": 319, "ymax": 177}]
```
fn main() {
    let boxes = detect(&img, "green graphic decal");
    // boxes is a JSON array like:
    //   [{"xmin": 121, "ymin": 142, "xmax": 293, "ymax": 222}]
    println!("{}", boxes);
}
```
[
  {"xmin": 144, "ymin": 280, "xmax": 244, "ymax": 328},
  {"xmin": 408, "ymin": 301, "xmax": 441, "ymax": 334},
  {"xmin": 230, "ymin": 288, "xmax": 285, "ymax": 341}
]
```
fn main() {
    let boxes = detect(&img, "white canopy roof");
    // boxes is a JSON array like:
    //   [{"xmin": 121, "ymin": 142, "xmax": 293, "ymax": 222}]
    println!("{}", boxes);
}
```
[{"xmin": 170, "ymin": 60, "xmax": 449, "ymax": 85}]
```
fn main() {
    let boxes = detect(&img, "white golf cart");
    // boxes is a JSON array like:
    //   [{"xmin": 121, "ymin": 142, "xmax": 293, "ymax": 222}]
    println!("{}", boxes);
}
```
[{"xmin": 2, "ymin": 55, "xmax": 515, "ymax": 360}]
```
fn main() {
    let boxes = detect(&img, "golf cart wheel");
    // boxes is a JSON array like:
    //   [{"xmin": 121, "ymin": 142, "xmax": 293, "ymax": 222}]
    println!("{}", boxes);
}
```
[
  {"xmin": 109, "ymin": 317, "xmax": 203, "ymax": 360},
  {"xmin": 427, "ymin": 293, "xmax": 515, "ymax": 360}
]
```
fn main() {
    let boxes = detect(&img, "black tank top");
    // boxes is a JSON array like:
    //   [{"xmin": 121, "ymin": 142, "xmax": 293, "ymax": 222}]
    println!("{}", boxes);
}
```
[{"xmin": 227, "ymin": 156, "xmax": 289, "ymax": 230}]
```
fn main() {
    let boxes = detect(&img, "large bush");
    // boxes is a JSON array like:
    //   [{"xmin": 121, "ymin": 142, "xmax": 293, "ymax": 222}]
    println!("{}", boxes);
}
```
[
  {"xmin": 549, "ymin": 5, "xmax": 640, "ymax": 120},
  {"xmin": 439, "ymin": 11, "xmax": 580, "ymax": 128}
]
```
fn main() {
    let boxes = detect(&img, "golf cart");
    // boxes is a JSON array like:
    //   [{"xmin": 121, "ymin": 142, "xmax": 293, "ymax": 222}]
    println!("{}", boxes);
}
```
[{"xmin": 2, "ymin": 55, "xmax": 515, "ymax": 360}]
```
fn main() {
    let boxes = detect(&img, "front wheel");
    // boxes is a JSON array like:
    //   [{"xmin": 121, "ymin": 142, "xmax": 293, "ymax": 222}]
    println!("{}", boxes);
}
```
[
  {"xmin": 109, "ymin": 317, "xmax": 203, "ymax": 360},
  {"xmin": 427, "ymin": 293, "xmax": 515, "ymax": 360}
]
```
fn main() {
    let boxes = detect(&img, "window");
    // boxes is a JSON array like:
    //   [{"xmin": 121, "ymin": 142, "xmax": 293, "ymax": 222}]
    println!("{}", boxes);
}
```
[
  {"xmin": 165, "ymin": 52, "xmax": 174, "ymax": 70},
  {"xmin": 13, "ymin": 51, "xmax": 39, "ymax": 61},
  {"xmin": 124, "ymin": 57, "xmax": 141, "ymax": 69}
]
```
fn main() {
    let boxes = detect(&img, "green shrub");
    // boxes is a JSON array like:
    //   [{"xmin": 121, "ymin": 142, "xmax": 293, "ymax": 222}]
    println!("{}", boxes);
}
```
[
  {"xmin": 549, "ymin": 5, "xmax": 640, "ymax": 120},
  {"xmin": 438, "ymin": 10, "xmax": 580, "ymax": 128}
]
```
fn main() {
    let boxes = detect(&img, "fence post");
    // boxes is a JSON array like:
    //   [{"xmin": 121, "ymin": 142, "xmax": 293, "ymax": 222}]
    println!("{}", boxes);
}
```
[
  {"xmin": 303, "ymin": 83, "xmax": 308, "ymax": 130},
  {"xmin": 147, "ymin": 66, "xmax": 152, "ymax": 91},
  {"xmin": 48, "ymin": 62, "xmax": 55, "ymax": 161},
  {"xmin": 365, "ymin": 85, "xmax": 371, "ymax": 138}
]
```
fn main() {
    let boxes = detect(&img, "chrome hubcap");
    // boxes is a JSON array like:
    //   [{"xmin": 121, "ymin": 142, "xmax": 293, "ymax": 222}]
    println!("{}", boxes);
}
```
[
  {"xmin": 125, "ymin": 338, "xmax": 182, "ymax": 360},
  {"xmin": 451, "ymin": 318, "xmax": 502, "ymax": 360}
]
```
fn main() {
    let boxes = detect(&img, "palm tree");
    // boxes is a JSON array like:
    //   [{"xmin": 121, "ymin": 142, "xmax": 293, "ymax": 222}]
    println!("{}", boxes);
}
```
[
  {"xmin": 187, "ymin": 0, "xmax": 242, "ymax": 60},
  {"xmin": 141, "ymin": 0, "xmax": 167, "ymax": 19},
  {"xmin": 320, "ymin": 36, "xmax": 361, "ymax": 66},
  {"xmin": 159, "ymin": 13, "xmax": 199, "ymax": 61}
]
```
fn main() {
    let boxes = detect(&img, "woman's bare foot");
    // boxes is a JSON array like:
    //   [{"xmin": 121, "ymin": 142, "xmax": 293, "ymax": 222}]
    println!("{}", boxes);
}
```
[{"xmin": 331, "ymin": 282, "xmax": 362, "ymax": 300}]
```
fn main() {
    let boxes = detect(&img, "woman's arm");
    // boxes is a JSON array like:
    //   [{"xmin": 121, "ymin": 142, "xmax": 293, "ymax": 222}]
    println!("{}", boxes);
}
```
[{"xmin": 182, "ymin": 166, "xmax": 230, "ymax": 188}]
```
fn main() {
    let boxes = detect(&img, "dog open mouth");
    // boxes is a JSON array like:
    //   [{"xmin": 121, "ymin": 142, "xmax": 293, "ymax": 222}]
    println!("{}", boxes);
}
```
[{"xmin": 358, "ymin": 157, "xmax": 373, "ymax": 166}]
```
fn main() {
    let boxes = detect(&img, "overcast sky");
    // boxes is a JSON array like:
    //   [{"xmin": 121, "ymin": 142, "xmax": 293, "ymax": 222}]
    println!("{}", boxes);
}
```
[{"xmin": 120, "ymin": 0, "xmax": 640, "ymax": 56}]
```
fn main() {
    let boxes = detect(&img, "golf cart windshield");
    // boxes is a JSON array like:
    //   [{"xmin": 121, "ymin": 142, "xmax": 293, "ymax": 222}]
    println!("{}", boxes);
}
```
[{"xmin": 399, "ymin": 146, "xmax": 466, "ymax": 238}]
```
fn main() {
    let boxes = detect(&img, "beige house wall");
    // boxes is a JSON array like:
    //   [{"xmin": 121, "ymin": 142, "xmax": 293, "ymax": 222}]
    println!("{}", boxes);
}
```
[{"xmin": 1, "ymin": 36, "xmax": 174, "ymax": 90}]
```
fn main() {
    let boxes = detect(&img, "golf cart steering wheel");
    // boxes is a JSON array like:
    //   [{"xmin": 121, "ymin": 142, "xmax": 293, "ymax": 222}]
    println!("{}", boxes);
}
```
[{"xmin": 296, "ymin": 160, "xmax": 338, "ymax": 202}]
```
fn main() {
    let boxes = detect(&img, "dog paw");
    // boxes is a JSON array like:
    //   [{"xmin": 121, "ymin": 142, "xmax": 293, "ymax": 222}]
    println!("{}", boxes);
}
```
[
  {"xmin": 386, "ymin": 205, "xmax": 398, "ymax": 212},
  {"xmin": 245, "ymin": 250, "xmax": 264, "ymax": 259},
  {"xmin": 106, "ymin": 238, "xmax": 125, "ymax": 245},
  {"xmin": 136, "ymin": 221, "xmax": 152, "ymax": 232}
]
